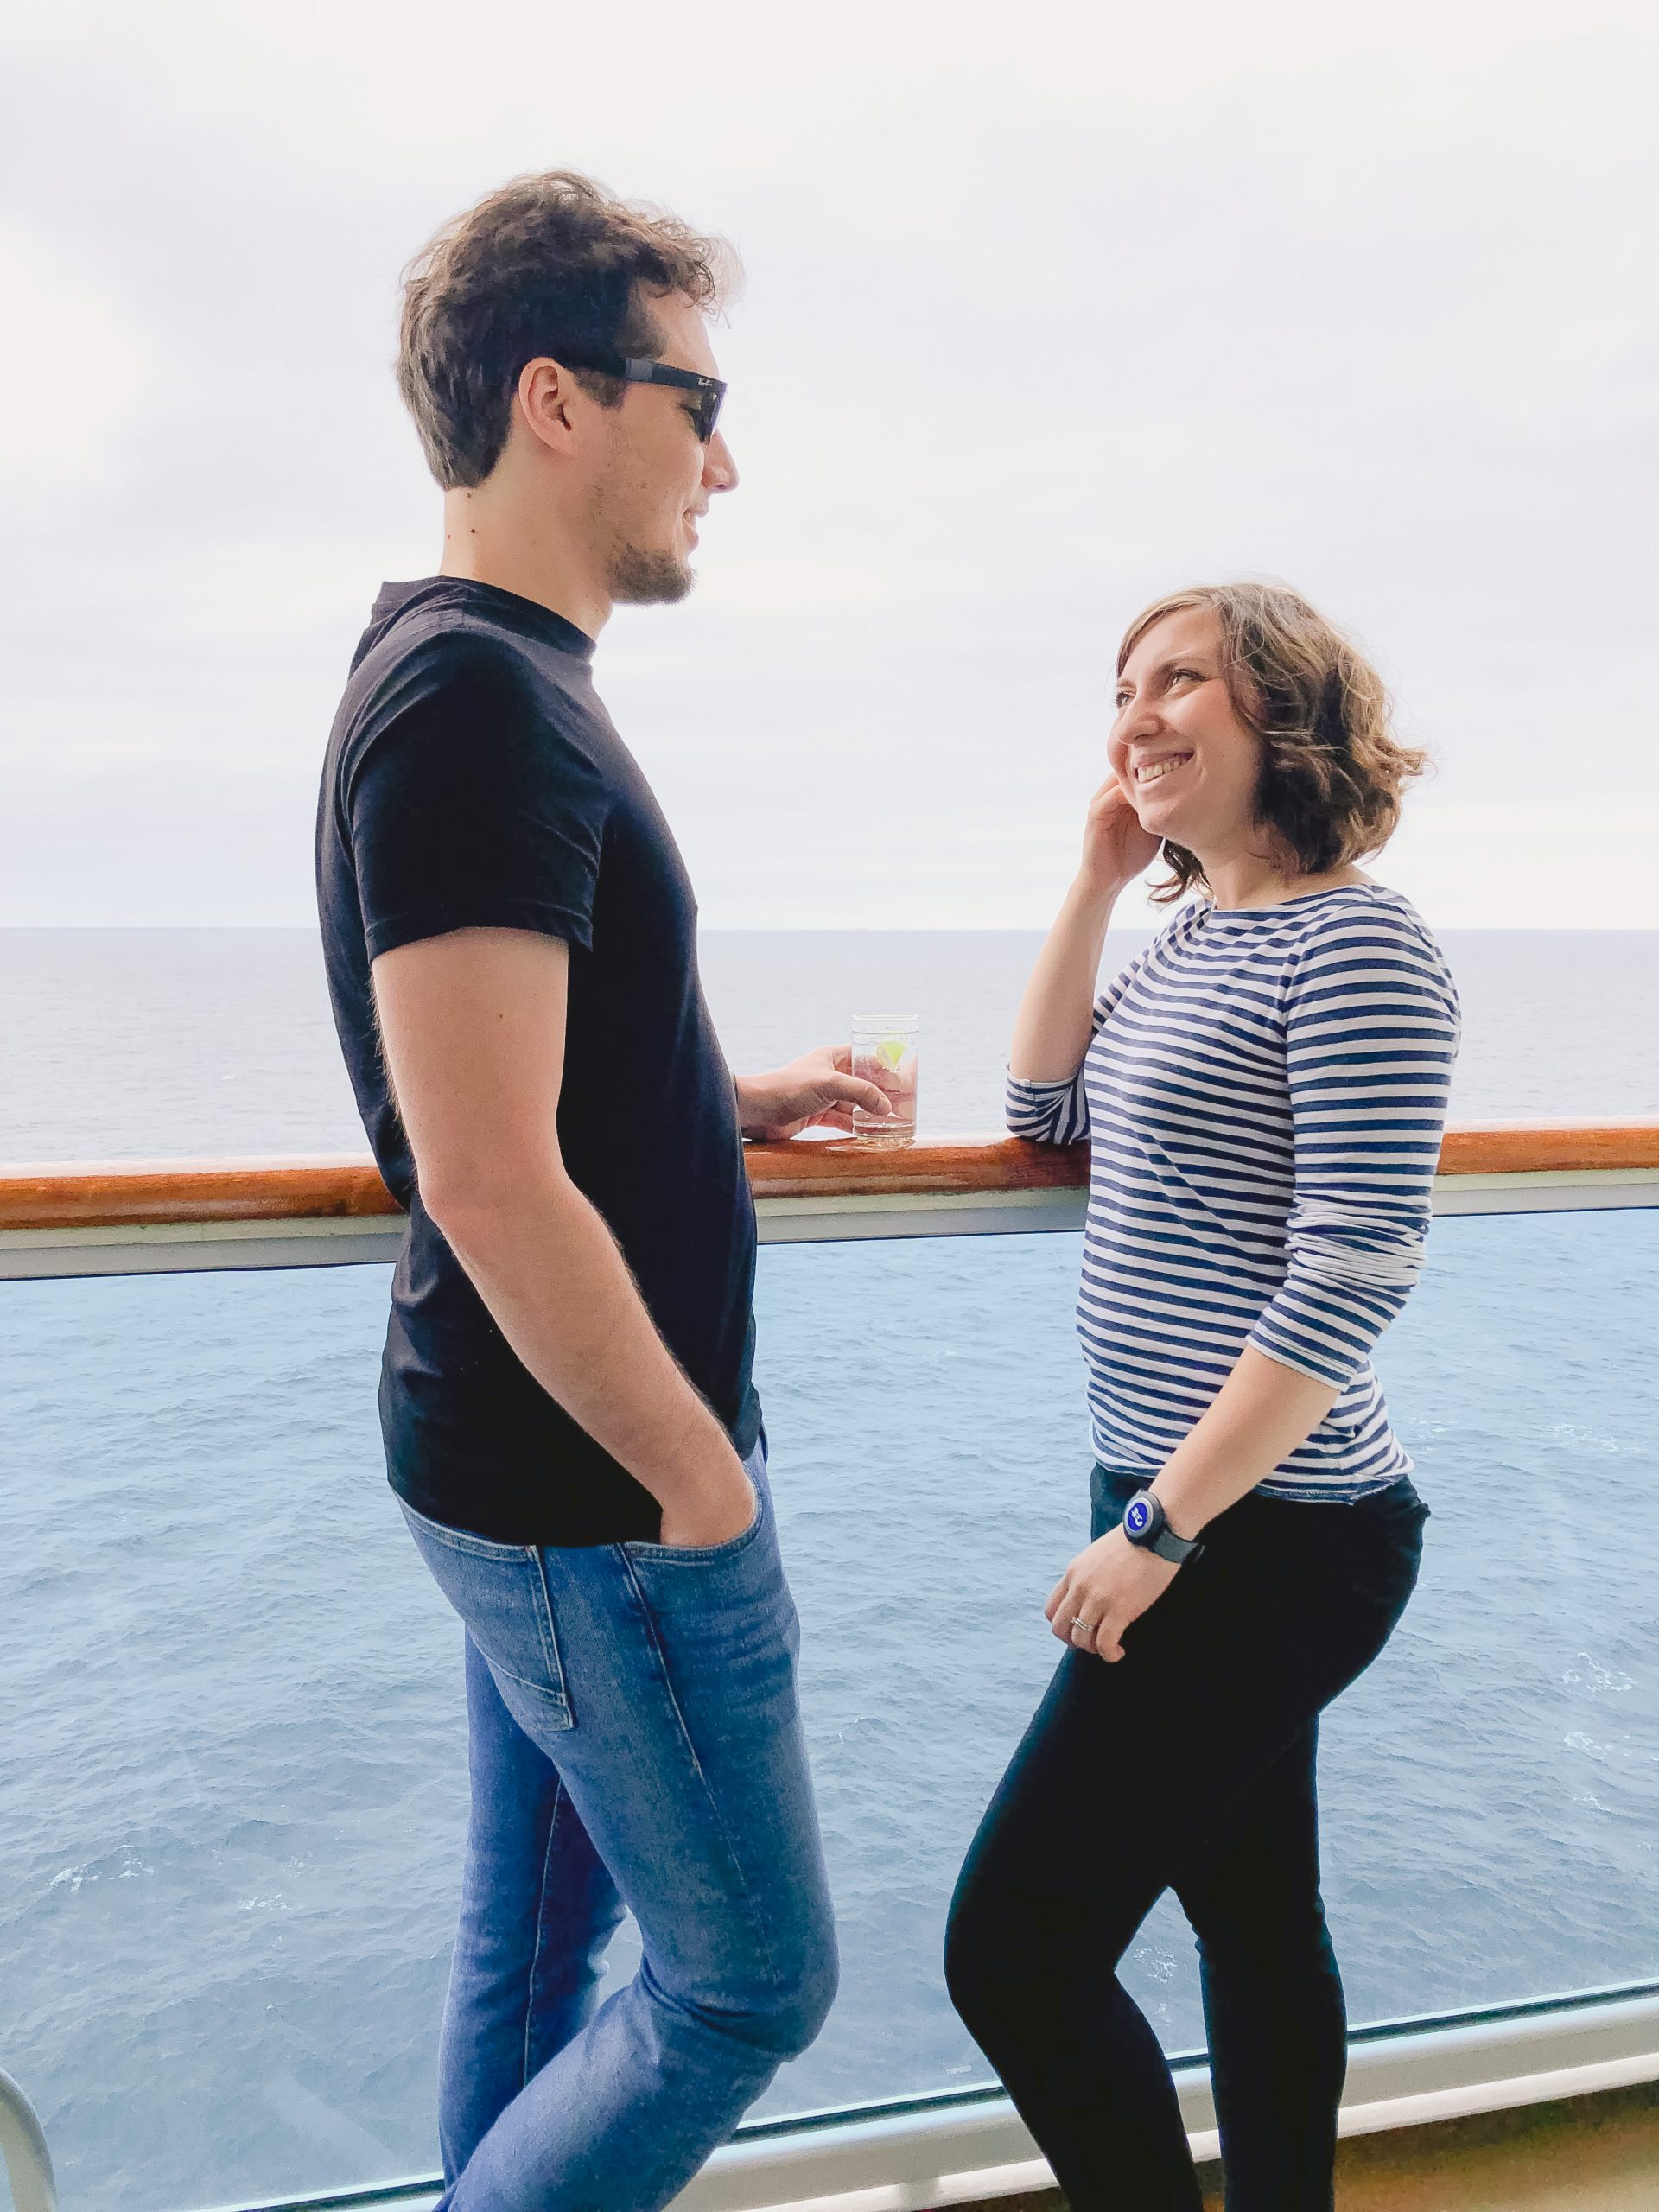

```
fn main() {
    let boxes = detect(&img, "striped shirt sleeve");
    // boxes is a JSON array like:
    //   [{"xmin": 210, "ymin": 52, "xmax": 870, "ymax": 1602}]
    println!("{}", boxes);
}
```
[
  {"xmin": 1004, "ymin": 946, "xmax": 1149, "ymax": 1145},
  {"xmin": 1247, "ymin": 909, "xmax": 1461, "ymax": 1389}
]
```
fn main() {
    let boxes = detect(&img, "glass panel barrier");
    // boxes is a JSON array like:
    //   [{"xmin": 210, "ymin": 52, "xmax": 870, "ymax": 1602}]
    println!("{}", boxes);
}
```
[{"xmin": 1, "ymin": 1210, "xmax": 1656, "ymax": 2212}]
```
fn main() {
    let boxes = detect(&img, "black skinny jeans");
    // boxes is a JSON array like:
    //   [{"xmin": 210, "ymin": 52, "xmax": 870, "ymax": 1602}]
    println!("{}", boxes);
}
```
[{"xmin": 944, "ymin": 1465, "xmax": 1427, "ymax": 2212}]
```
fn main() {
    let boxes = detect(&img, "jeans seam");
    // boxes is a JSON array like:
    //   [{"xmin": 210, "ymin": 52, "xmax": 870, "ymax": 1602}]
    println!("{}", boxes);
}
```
[
  {"xmin": 523, "ymin": 1776, "xmax": 569, "ymax": 2089},
  {"xmin": 615, "ymin": 1548, "xmax": 786, "ymax": 2005},
  {"xmin": 529, "ymin": 1548, "xmax": 572, "ymax": 1715}
]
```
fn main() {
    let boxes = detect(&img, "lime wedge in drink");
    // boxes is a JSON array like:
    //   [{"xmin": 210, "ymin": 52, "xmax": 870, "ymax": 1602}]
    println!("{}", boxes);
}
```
[{"xmin": 877, "ymin": 1036, "xmax": 908, "ymax": 1070}]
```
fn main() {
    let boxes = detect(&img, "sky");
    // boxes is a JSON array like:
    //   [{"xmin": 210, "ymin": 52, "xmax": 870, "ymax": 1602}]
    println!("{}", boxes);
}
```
[{"xmin": 1, "ymin": 0, "xmax": 1655, "ymax": 931}]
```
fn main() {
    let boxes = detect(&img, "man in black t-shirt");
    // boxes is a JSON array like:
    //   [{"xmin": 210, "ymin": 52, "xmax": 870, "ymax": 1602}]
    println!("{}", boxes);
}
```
[{"xmin": 316, "ymin": 173, "xmax": 889, "ymax": 2212}]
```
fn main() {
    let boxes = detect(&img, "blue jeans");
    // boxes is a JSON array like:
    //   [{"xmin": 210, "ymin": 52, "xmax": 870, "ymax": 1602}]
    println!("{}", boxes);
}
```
[{"xmin": 400, "ymin": 1446, "xmax": 837, "ymax": 2212}]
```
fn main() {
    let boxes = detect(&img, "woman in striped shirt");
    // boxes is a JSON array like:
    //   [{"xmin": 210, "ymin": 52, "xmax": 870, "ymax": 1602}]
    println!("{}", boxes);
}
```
[{"xmin": 944, "ymin": 582, "xmax": 1460, "ymax": 2212}]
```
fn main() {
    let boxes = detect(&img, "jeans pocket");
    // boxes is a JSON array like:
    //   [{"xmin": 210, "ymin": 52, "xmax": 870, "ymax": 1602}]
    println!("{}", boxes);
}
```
[
  {"xmin": 621, "ymin": 1469, "xmax": 797, "ymax": 1664},
  {"xmin": 621, "ymin": 1461, "xmax": 765, "ymax": 1567},
  {"xmin": 1336, "ymin": 1506, "xmax": 1427, "ymax": 1634},
  {"xmin": 400, "ymin": 1505, "xmax": 574, "ymax": 1730}
]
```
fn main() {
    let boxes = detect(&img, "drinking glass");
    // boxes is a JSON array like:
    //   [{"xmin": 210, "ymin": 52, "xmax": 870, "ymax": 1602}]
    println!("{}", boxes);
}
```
[{"xmin": 850, "ymin": 1014, "xmax": 919, "ymax": 1146}]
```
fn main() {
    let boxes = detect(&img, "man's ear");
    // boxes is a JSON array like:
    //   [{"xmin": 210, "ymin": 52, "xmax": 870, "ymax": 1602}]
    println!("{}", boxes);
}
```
[{"xmin": 516, "ymin": 357, "xmax": 580, "ymax": 457}]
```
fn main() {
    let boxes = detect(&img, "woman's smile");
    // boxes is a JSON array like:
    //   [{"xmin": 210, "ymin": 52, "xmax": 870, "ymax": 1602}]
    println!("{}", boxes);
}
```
[{"xmin": 1134, "ymin": 750, "xmax": 1193, "ymax": 787}]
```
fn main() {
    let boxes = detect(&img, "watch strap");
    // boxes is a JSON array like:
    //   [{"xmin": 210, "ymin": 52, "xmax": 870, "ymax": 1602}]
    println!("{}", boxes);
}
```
[{"xmin": 1147, "ymin": 1522, "xmax": 1202, "ymax": 1565}]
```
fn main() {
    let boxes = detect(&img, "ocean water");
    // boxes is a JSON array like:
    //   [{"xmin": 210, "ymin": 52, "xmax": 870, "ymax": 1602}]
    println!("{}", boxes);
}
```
[
  {"xmin": 3, "ymin": 926, "xmax": 1659, "ymax": 1160},
  {"xmin": 2, "ymin": 930, "xmax": 1657, "ymax": 2212}
]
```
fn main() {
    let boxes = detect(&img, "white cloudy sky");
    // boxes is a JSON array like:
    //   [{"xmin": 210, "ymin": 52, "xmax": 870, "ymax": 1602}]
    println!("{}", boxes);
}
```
[{"xmin": 2, "ymin": 0, "xmax": 1655, "ymax": 931}]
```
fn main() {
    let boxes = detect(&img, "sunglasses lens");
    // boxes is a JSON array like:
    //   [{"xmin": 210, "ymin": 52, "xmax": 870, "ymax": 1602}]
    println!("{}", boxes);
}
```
[{"xmin": 698, "ymin": 389, "xmax": 722, "ymax": 442}]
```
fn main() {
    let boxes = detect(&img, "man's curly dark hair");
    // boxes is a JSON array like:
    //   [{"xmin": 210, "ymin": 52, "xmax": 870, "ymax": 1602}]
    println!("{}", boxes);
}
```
[{"xmin": 397, "ymin": 170, "xmax": 735, "ymax": 489}]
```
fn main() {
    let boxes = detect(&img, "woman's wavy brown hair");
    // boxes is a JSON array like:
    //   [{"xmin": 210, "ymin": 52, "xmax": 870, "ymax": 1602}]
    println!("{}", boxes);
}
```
[{"xmin": 1117, "ymin": 582, "xmax": 1427, "ymax": 905}]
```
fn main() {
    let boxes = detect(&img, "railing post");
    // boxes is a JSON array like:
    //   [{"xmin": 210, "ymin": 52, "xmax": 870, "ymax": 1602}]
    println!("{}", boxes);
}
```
[{"xmin": 0, "ymin": 2067, "xmax": 59, "ymax": 2212}]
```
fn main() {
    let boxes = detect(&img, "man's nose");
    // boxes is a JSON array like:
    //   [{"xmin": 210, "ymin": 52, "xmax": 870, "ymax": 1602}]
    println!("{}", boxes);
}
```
[{"xmin": 703, "ymin": 430, "xmax": 739, "ymax": 494}]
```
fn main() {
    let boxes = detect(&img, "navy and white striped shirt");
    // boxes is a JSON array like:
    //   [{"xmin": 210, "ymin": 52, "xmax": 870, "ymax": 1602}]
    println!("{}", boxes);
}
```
[{"xmin": 1007, "ymin": 884, "xmax": 1461, "ymax": 1498}]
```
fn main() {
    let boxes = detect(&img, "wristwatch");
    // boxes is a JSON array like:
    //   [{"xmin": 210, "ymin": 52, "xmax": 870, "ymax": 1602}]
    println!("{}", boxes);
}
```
[{"xmin": 1121, "ymin": 1489, "xmax": 1203, "ymax": 1567}]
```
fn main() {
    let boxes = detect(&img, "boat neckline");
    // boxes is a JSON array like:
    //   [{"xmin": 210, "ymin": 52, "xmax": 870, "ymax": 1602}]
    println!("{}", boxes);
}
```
[{"xmin": 1200, "ymin": 881, "xmax": 1383, "ymax": 919}]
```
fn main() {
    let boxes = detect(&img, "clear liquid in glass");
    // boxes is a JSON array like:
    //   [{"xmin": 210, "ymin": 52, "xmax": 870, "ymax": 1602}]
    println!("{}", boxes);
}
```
[{"xmin": 850, "ymin": 1016, "xmax": 919, "ymax": 1147}]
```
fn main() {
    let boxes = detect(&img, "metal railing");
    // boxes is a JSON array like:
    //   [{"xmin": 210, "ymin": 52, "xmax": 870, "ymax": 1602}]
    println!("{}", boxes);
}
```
[
  {"xmin": 176, "ymin": 1981, "xmax": 1659, "ymax": 2212},
  {"xmin": 0, "ymin": 2067, "xmax": 59, "ymax": 2212}
]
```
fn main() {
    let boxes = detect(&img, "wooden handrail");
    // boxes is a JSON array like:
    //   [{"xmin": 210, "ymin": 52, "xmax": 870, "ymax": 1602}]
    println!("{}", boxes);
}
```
[
  {"xmin": 0, "ymin": 1124, "xmax": 1655, "ymax": 1235},
  {"xmin": 0, "ymin": 1156, "xmax": 403, "ymax": 1233}
]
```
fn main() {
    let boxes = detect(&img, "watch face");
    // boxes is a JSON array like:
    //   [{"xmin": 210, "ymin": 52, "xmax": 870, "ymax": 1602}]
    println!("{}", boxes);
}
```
[{"xmin": 1125, "ymin": 1497, "xmax": 1154, "ymax": 1538}]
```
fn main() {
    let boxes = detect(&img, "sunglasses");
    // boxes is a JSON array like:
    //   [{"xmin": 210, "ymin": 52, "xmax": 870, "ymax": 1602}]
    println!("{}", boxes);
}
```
[{"xmin": 568, "ymin": 353, "xmax": 728, "ymax": 444}]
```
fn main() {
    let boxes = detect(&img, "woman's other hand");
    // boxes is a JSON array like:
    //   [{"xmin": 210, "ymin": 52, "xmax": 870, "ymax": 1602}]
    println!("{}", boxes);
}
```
[
  {"xmin": 1046, "ymin": 1526, "xmax": 1179, "ymax": 1662},
  {"xmin": 1080, "ymin": 772, "xmax": 1161, "ymax": 899}
]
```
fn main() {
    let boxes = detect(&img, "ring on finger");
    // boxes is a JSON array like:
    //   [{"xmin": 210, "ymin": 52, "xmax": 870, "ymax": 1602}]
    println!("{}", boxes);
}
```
[{"xmin": 1071, "ymin": 1615, "xmax": 1100, "ymax": 1639}]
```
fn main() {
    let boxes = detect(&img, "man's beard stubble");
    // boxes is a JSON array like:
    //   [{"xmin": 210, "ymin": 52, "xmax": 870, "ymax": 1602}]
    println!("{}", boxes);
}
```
[
  {"xmin": 607, "ymin": 537, "xmax": 695, "ymax": 606},
  {"xmin": 588, "ymin": 442, "xmax": 698, "ymax": 606}
]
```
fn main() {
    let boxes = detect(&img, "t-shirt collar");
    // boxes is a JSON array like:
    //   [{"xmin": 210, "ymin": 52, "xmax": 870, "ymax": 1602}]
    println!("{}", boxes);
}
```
[{"xmin": 369, "ymin": 577, "xmax": 598, "ymax": 662}]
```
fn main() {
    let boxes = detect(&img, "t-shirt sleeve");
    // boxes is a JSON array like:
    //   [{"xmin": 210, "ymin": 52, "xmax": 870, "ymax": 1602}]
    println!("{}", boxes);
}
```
[
  {"xmin": 1003, "ymin": 944, "xmax": 1150, "ymax": 1145},
  {"xmin": 1247, "ymin": 903, "xmax": 1461, "ymax": 1389},
  {"xmin": 344, "ymin": 637, "xmax": 608, "ymax": 962}
]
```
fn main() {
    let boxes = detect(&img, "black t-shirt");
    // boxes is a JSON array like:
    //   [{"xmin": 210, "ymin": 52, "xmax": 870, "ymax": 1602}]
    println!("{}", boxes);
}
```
[{"xmin": 315, "ymin": 577, "xmax": 761, "ymax": 1544}]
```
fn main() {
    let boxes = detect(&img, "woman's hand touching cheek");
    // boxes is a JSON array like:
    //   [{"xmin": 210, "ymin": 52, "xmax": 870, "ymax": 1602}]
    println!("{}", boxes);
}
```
[{"xmin": 1079, "ymin": 772, "xmax": 1161, "ymax": 900}]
